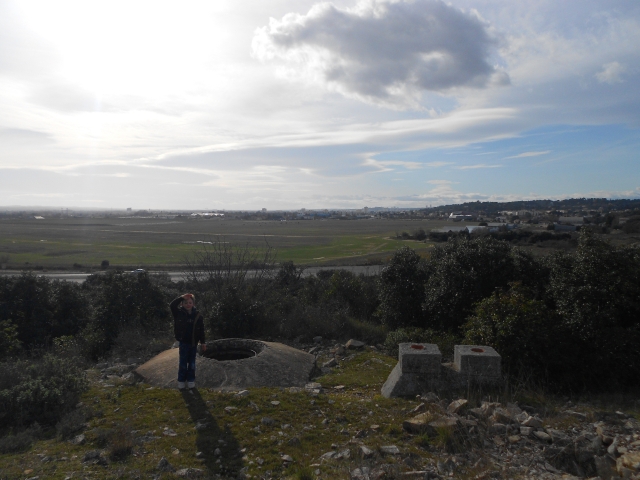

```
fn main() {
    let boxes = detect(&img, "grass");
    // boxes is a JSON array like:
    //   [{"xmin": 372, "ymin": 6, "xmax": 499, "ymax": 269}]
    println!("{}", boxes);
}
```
[
  {"xmin": 2, "ymin": 347, "xmax": 639, "ymax": 479},
  {"xmin": 0, "ymin": 350, "xmax": 430, "ymax": 479},
  {"xmin": 0, "ymin": 217, "xmax": 439, "ymax": 269}
]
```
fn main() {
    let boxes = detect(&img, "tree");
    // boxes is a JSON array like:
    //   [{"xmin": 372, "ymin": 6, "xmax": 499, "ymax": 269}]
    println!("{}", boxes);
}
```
[
  {"xmin": 423, "ymin": 237, "xmax": 547, "ymax": 332},
  {"xmin": 376, "ymin": 247, "xmax": 428, "ymax": 329}
]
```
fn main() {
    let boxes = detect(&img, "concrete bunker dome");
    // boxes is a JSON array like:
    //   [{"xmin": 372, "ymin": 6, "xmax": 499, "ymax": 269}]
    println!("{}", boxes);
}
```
[{"xmin": 135, "ymin": 338, "xmax": 317, "ymax": 390}]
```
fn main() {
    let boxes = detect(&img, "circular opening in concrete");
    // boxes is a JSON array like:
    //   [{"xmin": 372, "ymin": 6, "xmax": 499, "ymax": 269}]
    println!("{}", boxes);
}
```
[
  {"xmin": 410, "ymin": 344, "xmax": 424, "ymax": 350},
  {"xmin": 471, "ymin": 347, "xmax": 485, "ymax": 353},
  {"xmin": 202, "ymin": 339, "xmax": 266, "ymax": 362}
]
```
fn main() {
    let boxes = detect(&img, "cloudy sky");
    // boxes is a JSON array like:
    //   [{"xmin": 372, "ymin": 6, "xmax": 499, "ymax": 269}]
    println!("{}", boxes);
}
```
[{"xmin": 1, "ymin": 0, "xmax": 639, "ymax": 210}]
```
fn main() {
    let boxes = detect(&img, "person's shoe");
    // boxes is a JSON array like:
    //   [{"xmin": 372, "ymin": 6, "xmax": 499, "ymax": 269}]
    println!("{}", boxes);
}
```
[
  {"xmin": 187, "ymin": 381, "xmax": 195, "ymax": 389},
  {"xmin": 177, "ymin": 382, "xmax": 186, "ymax": 389}
]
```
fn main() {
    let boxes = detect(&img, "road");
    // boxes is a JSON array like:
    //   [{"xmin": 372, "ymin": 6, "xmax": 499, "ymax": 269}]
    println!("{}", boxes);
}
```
[{"xmin": 0, "ymin": 265, "xmax": 385, "ymax": 283}]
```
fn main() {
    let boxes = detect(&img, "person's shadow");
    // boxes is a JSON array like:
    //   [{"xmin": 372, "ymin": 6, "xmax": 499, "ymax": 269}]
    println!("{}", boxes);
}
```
[{"xmin": 180, "ymin": 389, "xmax": 244, "ymax": 478}]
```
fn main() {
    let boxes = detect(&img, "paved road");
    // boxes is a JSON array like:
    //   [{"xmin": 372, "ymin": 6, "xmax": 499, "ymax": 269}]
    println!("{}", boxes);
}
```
[{"xmin": 0, "ymin": 265, "xmax": 384, "ymax": 283}]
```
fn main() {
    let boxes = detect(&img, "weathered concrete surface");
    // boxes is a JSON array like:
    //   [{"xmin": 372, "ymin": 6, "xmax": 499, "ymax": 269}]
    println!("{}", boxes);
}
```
[
  {"xmin": 135, "ymin": 339, "xmax": 317, "ymax": 390},
  {"xmin": 382, "ymin": 343, "xmax": 502, "ymax": 398}
]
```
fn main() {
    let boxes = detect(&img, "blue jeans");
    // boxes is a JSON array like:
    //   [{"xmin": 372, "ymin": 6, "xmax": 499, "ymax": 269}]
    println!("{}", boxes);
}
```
[{"xmin": 178, "ymin": 342, "xmax": 197, "ymax": 383}]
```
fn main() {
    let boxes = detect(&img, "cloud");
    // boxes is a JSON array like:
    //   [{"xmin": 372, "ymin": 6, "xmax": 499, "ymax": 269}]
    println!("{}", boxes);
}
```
[
  {"xmin": 453, "ymin": 163, "xmax": 502, "ymax": 170},
  {"xmin": 596, "ymin": 61, "xmax": 626, "ymax": 84},
  {"xmin": 253, "ymin": 0, "xmax": 508, "ymax": 107},
  {"xmin": 505, "ymin": 150, "xmax": 550, "ymax": 159}
]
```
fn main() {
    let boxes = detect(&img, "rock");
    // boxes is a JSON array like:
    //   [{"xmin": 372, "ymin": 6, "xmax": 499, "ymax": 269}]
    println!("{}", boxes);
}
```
[
  {"xmin": 214, "ymin": 448, "xmax": 221, "ymax": 456},
  {"xmin": 447, "ymin": 399, "xmax": 468, "ymax": 415},
  {"xmin": 411, "ymin": 402, "xmax": 426, "ymax": 414},
  {"xmin": 421, "ymin": 392, "xmax": 439, "ymax": 403},
  {"xmin": 235, "ymin": 390, "xmax": 250, "ymax": 397},
  {"xmin": 403, "ymin": 413, "xmax": 458, "ymax": 435},
  {"xmin": 270, "ymin": 400, "xmax": 280, "ymax": 406},
  {"xmin": 334, "ymin": 346, "xmax": 347, "ymax": 356},
  {"xmin": 360, "ymin": 445, "xmax": 374, "ymax": 458},
  {"xmin": 282, "ymin": 454, "xmax": 294, "ymax": 463},
  {"xmin": 157, "ymin": 456, "xmax": 175, "ymax": 472},
  {"xmin": 595, "ymin": 455, "xmax": 617, "ymax": 480},
  {"xmin": 346, "ymin": 339, "xmax": 365, "ymax": 349},
  {"xmin": 520, "ymin": 426, "xmax": 533, "ymax": 436},
  {"xmin": 313, "ymin": 336, "xmax": 323, "ymax": 344},
  {"xmin": 163, "ymin": 428, "xmax": 178, "ymax": 436},
  {"xmin": 548, "ymin": 429, "xmax": 572, "ymax": 446},
  {"xmin": 70, "ymin": 434, "xmax": 85, "ymax": 445},
  {"xmin": 488, "ymin": 423, "xmax": 507, "ymax": 435},
  {"xmin": 224, "ymin": 406, "xmax": 237, "ymax": 413},
  {"xmin": 533, "ymin": 431, "xmax": 552, "ymax": 443},
  {"xmin": 617, "ymin": 451, "xmax": 640, "ymax": 472},
  {"xmin": 508, "ymin": 435, "xmax": 521, "ymax": 444},
  {"xmin": 522, "ymin": 416, "xmax": 544, "ymax": 428},
  {"xmin": 83, "ymin": 450, "xmax": 101, "ymax": 462},
  {"xmin": 323, "ymin": 358, "xmax": 338, "ymax": 368},
  {"xmin": 506, "ymin": 403, "xmax": 522, "ymax": 416},
  {"xmin": 491, "ymin": 408, "xmax": 515, "ymax": 425},
  {"xmin": 320, "ymin": 451, "xmax": 336, "ymax": 460},
  {"xmin": 335, "ymin": 449, "xmax": 350, "ymax": 460},
  {"xmin": 194, "ymin": 421, "xmax": 208, "ymax": 431},
  {"xmin": 351, "ymin": 467, "xmax": 370, "ymax": 480},
  {"xmin": 195, "ymin": 451, "xmax": 204, "ymax": 458},
  {"xmin": 480, "ymin": 401, "xmax": 500, "ymax": 418},
  {"xmin": 564, "ymin": 410, "xmax": 588, "ymax": 421},
  {"xmin": 287, "ymin": 436, "xmax": 301, "ymax": 447},
  {"xmin": 309, "ymin": 346, "xmax": 321, "ymax": 355},
  {"xmin": 175, "ymin": 468, "xmax": 203, "ymax": 477},
  {"xmin": 607, "ymin": 436, "xmax": 620, "ymax": 456},
  {"xmin": 261, "ymin": 417, "xmax": 275, "ymax": 426},
  {"xmin": 494, "ymin": 436, "xmax": 505, "ymax": 446},
  {"xmin": 380, "ymin": 445, "xmax": 400, "ymax": 455},
  {"xmin": 305, "ymin": 382, "xmax": 323, "ymax": 393}
]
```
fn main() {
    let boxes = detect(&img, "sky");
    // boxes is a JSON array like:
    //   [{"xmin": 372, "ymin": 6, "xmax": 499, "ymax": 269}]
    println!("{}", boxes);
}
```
[{"xmin": 0, "ymin": 0, "xmax": 639, "ymax": 210}]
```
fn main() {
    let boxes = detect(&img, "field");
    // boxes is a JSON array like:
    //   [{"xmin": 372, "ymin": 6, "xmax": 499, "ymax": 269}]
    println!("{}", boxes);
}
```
[{"xmin": 0, "ymin": 217, "xmax": 446, "ymax": 270}]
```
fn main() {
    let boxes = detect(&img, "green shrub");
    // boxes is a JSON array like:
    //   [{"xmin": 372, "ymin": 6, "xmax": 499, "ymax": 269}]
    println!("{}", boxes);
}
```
[
  {"xmin": 376, "ymin": 247, "xmax": 428, "ymax": 329},
  {"xmin": 0, "ymin": 319, "xmax": 21, "ymax": 359},
  {"xmin": 0, "ymin": 423, "xmax": 42, "ymax": 454},
  {"xmin": 107, "ymin": 424, "xmax": 135, "ymax": 461},
  {"xmin": 56, "ymin": 406, "xmax": 93, "ymax": 440},
  {"xmin": 0, "ymin": 354, "xmax": 88, "ymax": 428},
  {"xmin": 463, "ymin": 284, "xmax": 560, "ymax": 380}
]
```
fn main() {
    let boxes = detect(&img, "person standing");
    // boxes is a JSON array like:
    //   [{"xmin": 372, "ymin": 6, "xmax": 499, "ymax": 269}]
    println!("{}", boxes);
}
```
[{"xmin": 170, "ymin": 293, "xmax": 206, "ymax": 389}]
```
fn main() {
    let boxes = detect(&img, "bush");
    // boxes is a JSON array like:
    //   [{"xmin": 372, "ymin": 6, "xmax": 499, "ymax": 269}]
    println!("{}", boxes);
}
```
[
  {"xmin": 56, "ymin": 407, "xmax": 89, "ymax": 440},
  {"xmin": 0, "ymin": 354, "xmax": 88, "ymax": 428},
  {"xmin": 0, "ymin": 319, "xmax": 21, "ymax": 359},
  {"xmin": 423, "ymin": 237, "xmax": 547, "ymax": 332},
  {"xmin": 463, "ymin": 284, "xmax": 561, "ymax": 380},
  {"xmin": 376, "ymin": 247, "xmax": 428, "ymax": 329},
  {"xmin": 0, "ymin": 423, "xmax": 42, "ymax": 454},
  {"xmin": 107, "ymin": 424, "xmax": 135, "ymax": 461}
]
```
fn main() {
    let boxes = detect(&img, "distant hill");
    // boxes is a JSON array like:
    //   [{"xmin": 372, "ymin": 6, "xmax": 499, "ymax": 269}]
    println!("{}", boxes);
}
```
[{"xmin": 424, "ymin": 197, "xmax": 640, "ymax": 214}]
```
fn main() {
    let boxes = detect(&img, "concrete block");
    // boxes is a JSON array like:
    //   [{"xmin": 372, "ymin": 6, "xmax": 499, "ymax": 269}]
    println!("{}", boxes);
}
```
[
  {"xmin": 454, "ymin": 345, "xmax": 501, "ymax": 381},
  {"xmin": 399, "ymin": 343, "xmax": 441, "ymax": 375}
]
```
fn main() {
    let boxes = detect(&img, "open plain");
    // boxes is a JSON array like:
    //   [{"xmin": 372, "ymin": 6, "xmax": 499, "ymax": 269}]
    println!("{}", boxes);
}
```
[{"xmin": 0, "ymin": 216, "xmax": 443, "ymax": 270}]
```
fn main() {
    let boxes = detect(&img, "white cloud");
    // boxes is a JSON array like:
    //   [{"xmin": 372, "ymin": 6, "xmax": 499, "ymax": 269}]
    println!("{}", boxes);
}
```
[
  {"xmin": 253, "ymin": 0, "xmax": 508, "ymax": 107},
  {"xmin": 505, "ymin": 150, "xmax": 550, "ymax": 159},
  {"xmin": 596, "ymin": 61, "xmax": 626, "ymax": 84},
  {"xmin": 453, "ymin": 163, "xmax": 502, "ymax": 170}
]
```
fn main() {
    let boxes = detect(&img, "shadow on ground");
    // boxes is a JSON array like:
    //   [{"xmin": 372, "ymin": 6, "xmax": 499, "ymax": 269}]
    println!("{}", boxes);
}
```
[{"xmin": 181, "ymin": 389, "xmax": 244, "ymax": 478}]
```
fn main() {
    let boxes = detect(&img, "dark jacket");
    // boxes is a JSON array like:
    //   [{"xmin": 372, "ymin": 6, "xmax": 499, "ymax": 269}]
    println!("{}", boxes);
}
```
[{"xmin": 170, "ymin": 296, "xmax": 206, "ymax": 346}]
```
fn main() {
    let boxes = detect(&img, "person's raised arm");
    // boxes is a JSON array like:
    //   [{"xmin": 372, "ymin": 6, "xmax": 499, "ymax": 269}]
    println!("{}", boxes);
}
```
[{"xmin": 169, "ymin": 295, "xmax": 184, "ymax": 318}]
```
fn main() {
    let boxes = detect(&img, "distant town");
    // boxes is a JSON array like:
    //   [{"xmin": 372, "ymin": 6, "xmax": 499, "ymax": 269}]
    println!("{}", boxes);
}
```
[{"xmin": 2, "ymin": 197, "xmax": 640, "ymax": 232}]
